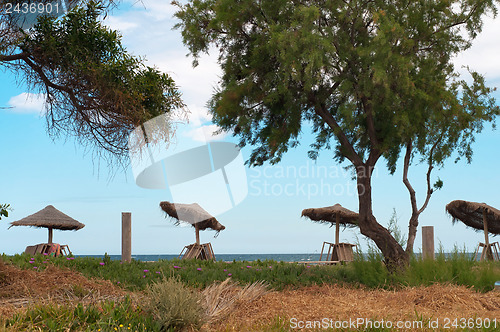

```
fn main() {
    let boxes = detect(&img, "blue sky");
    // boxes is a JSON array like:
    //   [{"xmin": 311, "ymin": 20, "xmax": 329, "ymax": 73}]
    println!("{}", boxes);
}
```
[{"xmin": 1, "ymin": 0, "xmax": 499, "ymax": 256}]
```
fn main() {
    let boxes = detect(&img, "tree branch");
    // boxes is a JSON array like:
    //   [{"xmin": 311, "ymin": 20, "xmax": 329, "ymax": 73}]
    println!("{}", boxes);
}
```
[
  {"xmin": 403, "ymin": 140, "xmax": 418, "ymax": 215},
  {"xmin": 21, "ymin": 54, "xmax": 86, "ymax": 113},
  {"xmin": 0, "ymin": 52, "xmax": 28, "ymax": 62},
  {"xmin": 417, "ymin": 136, "xmax": 441, "ymax": 215},
  {"xmin": 314, "ymin": 100, "xmax": 364, "ymax": 166},
  {"xmin": 432, "ymin": 3, "xmax": 481, "ymax": 37}
]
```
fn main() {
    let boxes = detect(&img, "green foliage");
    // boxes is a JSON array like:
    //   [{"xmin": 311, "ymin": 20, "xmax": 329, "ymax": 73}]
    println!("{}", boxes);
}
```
[
  {"xmin": 144, "ymin": 277, "xmax": 204, "ymax": 330},
  {"xmin": 433, "ymin": 178, "xmax": 444, "ymax": 190},
  {"xmin": 387, "ymin": 209, "xmax": 407, "ymax": 249},
  {"xmin": 401, "ymin": 246, "xmax": 500, "ymax": 292},
  {"xmin": 3, "ymin": 253, "xmax": 499, "ymax": 293},
  {"xmin": 348, "ymin": 247, "xmax": 500, "ymax": 292},
  {"xmin": 4, "ymin": 297, "xmax": 162, "ymax": 331},
  {"xmin": 0, "ymin": 204, "xmax": 10, "ymax": 220},
  {"xmin": 1, "ymin": 1, "xmax": 185, "ymax": 164},
  {"xmin": 174, "ymin": 0, "xmax": 499, "ymax": 168}
]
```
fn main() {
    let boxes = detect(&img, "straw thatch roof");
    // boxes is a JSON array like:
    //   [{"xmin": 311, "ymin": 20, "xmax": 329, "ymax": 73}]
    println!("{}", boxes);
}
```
[
  {"xmin": 446, "ymin": 200, "xmax": 500, "ymax": 235},
  {"xmin": 160, "ymin": 201, "xmax": 225, "ymax": 232},
  {"xmin": 9, "ymin": 205, "xmax": 85, "ymax": 230},
  {"xmin": 301, "ymin": 204, "xmax": 359, "ymax": 227}
]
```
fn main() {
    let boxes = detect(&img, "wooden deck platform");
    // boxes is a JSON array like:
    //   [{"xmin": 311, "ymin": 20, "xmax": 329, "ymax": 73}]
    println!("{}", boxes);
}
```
[{"xmin": 295, "ymin": 260, "xmax": 340, "ymax": 265}]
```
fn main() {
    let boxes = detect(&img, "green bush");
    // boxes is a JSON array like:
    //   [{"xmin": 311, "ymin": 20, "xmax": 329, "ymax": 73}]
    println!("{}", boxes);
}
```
[
  {"xmin": 0, "ymin": 204, "xmax": 10, "ymax": 220},
  {"xmin": 3, "ymin": 297, "xmax": 161, "ymax": 331},
  {"xmin": 144, "ymin": 276, "xmax": 205, "ymax": 330}
]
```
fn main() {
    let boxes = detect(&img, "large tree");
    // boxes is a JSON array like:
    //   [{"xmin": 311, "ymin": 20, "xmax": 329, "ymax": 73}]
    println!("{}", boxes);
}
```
[
  {"xmin": 1, "ymin": 0, "xmax": 185, "ymax": 166},
  {"xmin": 174, "ymin": 0, "xmax": 499, "ymax": 268}
]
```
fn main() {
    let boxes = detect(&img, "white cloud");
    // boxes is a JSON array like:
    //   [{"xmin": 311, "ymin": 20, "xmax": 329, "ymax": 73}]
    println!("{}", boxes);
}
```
[
  {"xmin": 104, "ymin": 15, "xmax": 139, "ymax": 32},
  {"xmin": 140, "ymin": 0, "xmax": 178, "ymax": 20},
  {"xmin": 184, "ymin": 104, "xmax": 213, "ymax": 126},
  {"xmin": 185, "ymin": 124, "xmax": 228, "ymax": 142},
  {"xmin": 104, "ymin": 0, "xmax": 222, "ymax": 110},
  {"xmin": 453, "ymin": 15, "xmax": 500, "ymax": 81},
  {"xmin": 104, "ymin": 1, "xmax": 229, "ymax": 146},
  {"xmin": 6, "ymin": 93, "xmax": 46, "ymax": 114}
]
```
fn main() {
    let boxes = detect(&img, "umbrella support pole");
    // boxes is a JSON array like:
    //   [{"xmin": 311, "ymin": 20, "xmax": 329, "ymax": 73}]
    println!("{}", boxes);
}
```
[
  {"xmin": 335, "ymin": 214, "xmax": 340, "ymax": 246},
  {"xmin": 483, "ymin": 210, "xmax": 490, "ymax": 247},
  {"xmin": 195, "ymin": 224, "xmax": 200, "ymax": 245}
]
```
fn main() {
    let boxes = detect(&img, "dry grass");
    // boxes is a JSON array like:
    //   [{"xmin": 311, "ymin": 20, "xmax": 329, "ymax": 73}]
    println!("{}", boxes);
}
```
[
  {"xmin": 205, "ymin": 283, "xmax": 500, "ymax": 331},
  {"xmin": 0, "ymin": 259, "xmax": 128, "ymax": 321},
  {"xmin": 202, "ymin": 278, "xmax": 270, "ymax": 323}
]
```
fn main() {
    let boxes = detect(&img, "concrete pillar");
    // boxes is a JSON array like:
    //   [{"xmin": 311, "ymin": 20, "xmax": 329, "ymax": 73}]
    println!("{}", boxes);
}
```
[
  {"xmin": 122, "ymin": 212, "xmax": 132, "ymax": 263},
  {"xmin": 422, "ymin": 226, "xmax": 434, "ymax": 260}
]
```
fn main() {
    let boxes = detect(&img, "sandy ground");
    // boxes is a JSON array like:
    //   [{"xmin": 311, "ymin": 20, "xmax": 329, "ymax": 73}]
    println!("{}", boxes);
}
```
[{"xmin": 205, "ymin": 284, "xmax": 500, "ymax": 331}]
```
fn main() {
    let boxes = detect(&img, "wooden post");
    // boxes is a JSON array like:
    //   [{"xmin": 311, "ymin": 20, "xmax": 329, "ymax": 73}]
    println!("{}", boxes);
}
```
[
  {"xmin": 48, "ymin": 227, "xmax": 53, "ymax": 244},
  {"xmin": 335, "ymin": 214, "xmax": 340, "ymax": 245},
  {"xmin": 422, "ymin": 226, "xmax": 434, "ymax": 260},
  {"xmin": 195, "ymin": 223, "xmax": 200, "ymax": 245},
  {"xmin": 122, "ymin": 212, "xmax": 132, "ymax": 263}
]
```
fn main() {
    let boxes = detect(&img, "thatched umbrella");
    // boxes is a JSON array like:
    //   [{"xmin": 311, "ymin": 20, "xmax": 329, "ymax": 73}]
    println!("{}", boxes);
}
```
[
  {"xmin": 160, "ymin": 201, "xmax": 225, "ymax": 245},
  {"xmin": 446, "ymin": 200, "xmax": 500, "ymax": 247},
  {"xmin": 9, "ymin": 205, "xmax": 85, "ymax": 244},
  {"xmin": 301, "ymin": 204, "xmax": 359, "ymax": 245}
]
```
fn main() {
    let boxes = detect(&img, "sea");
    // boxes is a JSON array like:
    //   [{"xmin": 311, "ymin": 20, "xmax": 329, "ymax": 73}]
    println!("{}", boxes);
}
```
[
  {"xmin": 73, "ymin": 253, "xmax": 476, "ymax": 262},
  {"xmin": 75, "ymin": 254, "xmax": 323, "ymax": 262}
]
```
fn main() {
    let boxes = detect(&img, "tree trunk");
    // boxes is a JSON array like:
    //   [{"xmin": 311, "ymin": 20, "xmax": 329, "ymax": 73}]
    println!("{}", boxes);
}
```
[
  {"xmin": 406, "ymin": 214, "xmax": 419, "ymax": 254},
  {"xmin": 356, "ymin": 165, "xmax": 409, "ymax": 270},
  {"xmin": 403, "ymin": 139, "xmax": 436, "ymax": 254}
]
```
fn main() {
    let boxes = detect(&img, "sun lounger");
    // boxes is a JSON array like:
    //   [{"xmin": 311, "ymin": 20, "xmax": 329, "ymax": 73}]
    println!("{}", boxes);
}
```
[
  {"xmin": 179, "ymin": 242, "xmax": 216, "ymax": 260},
  {"xmin": 24, "ymin": 243, "xmax": 71, "ymax": 257}
]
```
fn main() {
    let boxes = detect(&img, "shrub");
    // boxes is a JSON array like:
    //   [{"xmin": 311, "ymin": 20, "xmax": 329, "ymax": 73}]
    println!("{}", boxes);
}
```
[
  {"xmin": 144, "ymin": 276, "xmax": 205, "ymax": 330},
  {"xmin": 3, "ymin": 297, "xmax": 160, "ymax": 331}
]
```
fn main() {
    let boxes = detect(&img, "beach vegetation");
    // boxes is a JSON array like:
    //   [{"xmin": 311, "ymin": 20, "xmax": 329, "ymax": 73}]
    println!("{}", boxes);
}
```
[
  {"xmin": 1, "ymin": 252, "xmax": 499, "ymax": 331},
  {"xmin": 3, "ymin": 296, "xmax": 162, "ymax": 331},
  {"xmin": 2, "ymin": 251, "xmax": 499, "ymax": 292}
]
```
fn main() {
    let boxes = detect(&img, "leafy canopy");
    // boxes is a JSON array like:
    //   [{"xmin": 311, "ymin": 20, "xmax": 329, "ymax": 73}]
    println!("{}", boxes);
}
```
[
  {"xmin": 1, "ymin": 1, "xmax": 185, "ymax": 165},
  {"xmin": 174, "ymin": 0, "xmax": 498, "ymax": 170},
  {"xmin": 0, "ymin": 204, "xmax": 10, "ymax": 220}
]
